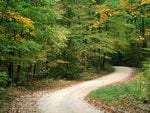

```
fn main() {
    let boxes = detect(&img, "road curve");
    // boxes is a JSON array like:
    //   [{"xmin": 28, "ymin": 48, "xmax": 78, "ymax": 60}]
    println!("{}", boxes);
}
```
[{"xmin": 37, "ymin": 66, "xmax": 134, "ymax": 113}]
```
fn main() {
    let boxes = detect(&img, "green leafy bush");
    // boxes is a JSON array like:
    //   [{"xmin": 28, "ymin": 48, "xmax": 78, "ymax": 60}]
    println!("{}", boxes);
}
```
[
  {"xmin": 0, "ymin": 72, "xmax": 8, "ymax": 87},
  {"xmin": 0, "ymin": 87, "xmax": 8, "ymax": 113},
  {"xmin": 17, "ymin": 73, "xmax": 28, "ymax": 86}
]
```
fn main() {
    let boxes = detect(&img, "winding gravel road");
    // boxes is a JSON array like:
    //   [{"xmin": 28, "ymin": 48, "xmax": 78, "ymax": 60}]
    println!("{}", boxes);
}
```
[{"xmin": 37, "ymin": 66, "xmax": 134, "ymax": 113}]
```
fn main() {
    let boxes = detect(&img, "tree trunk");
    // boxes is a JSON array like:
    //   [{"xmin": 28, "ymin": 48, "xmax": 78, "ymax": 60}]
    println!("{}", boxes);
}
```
[
  {"xmin": 141, "ymin": 17, "xmax": 147, "ymax": 48},
  {"xmin": 8, "ymin": 61, "xmax": 14, "ymax": 87},
  {"xmin": 33, "ymin": 64, "xmax": 36, "ymax": 79},
  {"xmin": 102, "ymin": 53, "xmax": 106, "ymax": 68},
  {"xmin": 45, "ymin": 60, "xmax": 49, "ymax": 77},
  {"xmin": 98, "ymin": 50, "xmax": 101, "ymax": 70},
  {"xmin": 16, "ymin": 51, "xmax": 21, "ymax": 82},
  {"xmin": 7, "ymin": 51, "xmax": 14, "ymax": 86}
]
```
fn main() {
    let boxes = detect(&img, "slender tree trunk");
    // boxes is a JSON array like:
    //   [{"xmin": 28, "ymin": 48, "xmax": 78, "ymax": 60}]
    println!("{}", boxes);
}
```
[
  {"xmin": 98, "ymin": 50, "xmax": 101, "ymax": 70},
  {"xmin": 16, "ymin": 51, "xmax": 21, "ymax": 82},
  {"xmin": 7, "ymin": 51, "xmax": 14, "ymax": 86},
  {"xmin": 102, "ymin": 53, "xmax": 106, "ymax": 67},
  {"xmin": 28, "ymin": 63, "xmax": 35, "ymax": 82},
  {"xmin": 84, "ymin": 53, "xmax": 87, "ymax": 71},
  {"xmin": 45, "ymin": 60, "xmax": 49, "ymax": 77},
  {"xmin": 65, "ymin": 51, "xmax": 69, "ymax": 76},
  {"xmin": 141, "ymin": 17, "xmax": 147, "ymax": 48},
  {"xmin": 33, "ymin": 64, "xmax": 36, "ymax": 78},
  {"xmin": 8, "ymin": 61, "xmax": 14, "ymax": 87}
]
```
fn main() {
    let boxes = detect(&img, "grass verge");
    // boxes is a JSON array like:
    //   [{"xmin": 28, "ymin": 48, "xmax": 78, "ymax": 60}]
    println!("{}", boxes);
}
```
[
  {"xmin": 89, "ymin": 80, "xmax": 144, "ymax": 103},
  {"xmin": 88, "ymin": 78, "xmax": 150, "ymax": 113}
]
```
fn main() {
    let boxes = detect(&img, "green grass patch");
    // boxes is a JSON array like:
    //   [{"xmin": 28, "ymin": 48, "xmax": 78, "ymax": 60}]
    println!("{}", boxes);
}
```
[{"xmin": 89, "ymin": 80, "xmax": 145, "ymax": 104}]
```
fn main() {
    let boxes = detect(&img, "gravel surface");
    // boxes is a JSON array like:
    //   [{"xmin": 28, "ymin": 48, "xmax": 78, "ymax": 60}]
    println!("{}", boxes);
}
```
[
  {"xmin": 37, "ymin": 66, "xmax": 134, "ymax": 113},
  {"xmin": 5, "ymin": 82, "xmax": 79, "ymax": 113},
  {"xmin": 6, "ymin": 90, "xmax": 50, "ymax": 113}
]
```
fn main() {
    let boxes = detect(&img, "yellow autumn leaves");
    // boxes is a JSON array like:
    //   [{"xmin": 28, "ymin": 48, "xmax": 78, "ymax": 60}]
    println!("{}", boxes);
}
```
[
  {"xmin": 2, "ymin": 10, "xmax": 36, "ymax": 39},
  {"xmin": 99, "ymin": 8, "xmax": 119, "ymax": 21},
  {"xmin": 3, "ymin": 11, "xmax": 34, "ymax": 29},
  {"xmin": 135, "ymin": 35, "xmax": 145, "ymax": 42},
  {"xmin": 141, "ymin": 0, "xmax": 150, "ymax": 5},
  {"xmin": 119, "ymin": 0, "xmax": 150, "ymax": 7},
  {"xmin": 89, "ymin": 7, "xmax": 119, "ymax": 29},
  {"xmin": 120, "ymin": 0, "xmax": 129, "ymax": 8}
]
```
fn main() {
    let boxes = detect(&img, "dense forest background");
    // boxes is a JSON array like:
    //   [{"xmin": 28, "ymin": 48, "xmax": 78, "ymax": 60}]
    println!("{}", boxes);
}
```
[{"xmin": 0, "ymin": 0, "xmax": 150, "ymax": 111}]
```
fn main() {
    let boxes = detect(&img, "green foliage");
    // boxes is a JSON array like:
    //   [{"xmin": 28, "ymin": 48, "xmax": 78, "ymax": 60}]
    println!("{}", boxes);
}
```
[
  {"xmin": 0, "ymin": 0, "xmax": 150, "ymax": 112},
  {"xmin": 0, "ymin": 88, "xmax": 7, "ymax": 113},
  {"xmin": 0, "ymin": 72, "xmax": 8, "ymax": 87},
  {"xmin": 0, "ymin": 0, "xmax": 149, "ymax": 88}
]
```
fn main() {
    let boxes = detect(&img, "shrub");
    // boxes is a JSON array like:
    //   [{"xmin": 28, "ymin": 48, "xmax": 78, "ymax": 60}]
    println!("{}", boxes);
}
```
[{"xmin": 0, "ymin": 72, "xmax": 8, "ymax": 87}]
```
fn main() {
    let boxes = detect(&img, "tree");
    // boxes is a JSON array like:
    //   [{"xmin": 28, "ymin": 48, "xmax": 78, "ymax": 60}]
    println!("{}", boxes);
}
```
[{"xmin": 0, "ymin": 0, "xmax": 68, "ymax": 84}]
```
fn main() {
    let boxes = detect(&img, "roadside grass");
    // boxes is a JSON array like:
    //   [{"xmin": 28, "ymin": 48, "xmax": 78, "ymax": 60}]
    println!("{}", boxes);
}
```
[{"xmin": 89, "ymin": 80, "xmax": 145, "ymax": 105}]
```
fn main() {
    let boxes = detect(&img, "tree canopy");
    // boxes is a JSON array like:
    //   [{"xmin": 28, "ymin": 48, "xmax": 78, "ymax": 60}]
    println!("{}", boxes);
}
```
[{"xmin": 0, "ymin": 0, "xmax": 149, "ymax": 86}]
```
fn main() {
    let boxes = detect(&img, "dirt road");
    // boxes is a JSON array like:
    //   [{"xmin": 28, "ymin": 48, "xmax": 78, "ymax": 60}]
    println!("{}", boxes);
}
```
[{"xmin": 37, "ymin": 66, "xmax": 134, "ymax": 113}]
